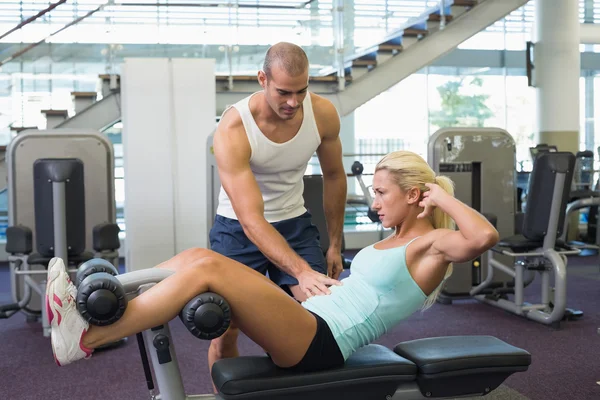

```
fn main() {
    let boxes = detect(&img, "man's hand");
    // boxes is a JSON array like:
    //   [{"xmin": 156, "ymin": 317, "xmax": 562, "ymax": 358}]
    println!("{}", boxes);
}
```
[
  {"xmin": 326, "ymin": 248, "xmax": 344, "ymax": 280},
  {"xmin": 297, "ymin": 269, "xmax": 342, "ymax": 299}
]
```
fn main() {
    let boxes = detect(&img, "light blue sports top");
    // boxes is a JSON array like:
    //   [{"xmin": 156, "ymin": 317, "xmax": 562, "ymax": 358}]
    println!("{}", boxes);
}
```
[{"xmin": 302, "ymin": 237, "xmax": 428, "ymax": 361}]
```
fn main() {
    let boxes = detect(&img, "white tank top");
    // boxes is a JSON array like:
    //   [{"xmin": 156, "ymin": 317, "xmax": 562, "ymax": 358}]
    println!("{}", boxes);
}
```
[{"xmin": 216, "ymin": 91, "xmax": 322, "ymax": 223}]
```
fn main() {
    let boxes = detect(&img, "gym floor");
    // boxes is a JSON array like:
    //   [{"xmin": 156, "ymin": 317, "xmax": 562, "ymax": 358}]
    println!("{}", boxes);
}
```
[{"xmin": 0, "ymin": 254, "xmax": 599, "ymax": 400}]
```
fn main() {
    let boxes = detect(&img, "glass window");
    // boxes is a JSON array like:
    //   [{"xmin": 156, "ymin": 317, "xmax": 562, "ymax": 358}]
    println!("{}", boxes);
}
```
[
  {"xmin": 427, "ymin": 71, "xmax": 505, "ymax": 133},
  {"xmin": 505, "ymin": 75, "xmax": 536, "ymax": 171}
]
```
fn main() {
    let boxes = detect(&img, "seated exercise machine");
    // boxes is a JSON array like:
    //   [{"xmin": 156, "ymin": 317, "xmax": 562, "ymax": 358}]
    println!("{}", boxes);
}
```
[
  {"xmin": 560, "ymin": 150, "xmax": 600, "ymax": 252},
  {"xmin": 471, "ymin": 151, "xmax": 582, "ymax": 327},
  {"xmin": 0, "ymin": 129, "xmax": 121, "ymax": 336},
  {"xmin": 73, "ymin": 258, "xmax": 532, "ymax": 400},
  {"xmin": 302, "ymin": 174, "xmax": 352, "ymax": 269},
  {"xmin": 428, "ymin": 128, "xmax": 518, "ymax": 303}
]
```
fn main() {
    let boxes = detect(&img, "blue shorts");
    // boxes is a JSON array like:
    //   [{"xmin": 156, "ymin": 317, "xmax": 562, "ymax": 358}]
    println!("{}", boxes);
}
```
[{"xmin": 209, "ymin": 212, "xmax": 327, "ymax": 292}]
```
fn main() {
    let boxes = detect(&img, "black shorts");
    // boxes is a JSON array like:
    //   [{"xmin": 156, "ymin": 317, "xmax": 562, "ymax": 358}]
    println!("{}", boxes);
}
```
[{"xmin": 284, "ymin": 311, "xmax": 345, "ymax": 373}]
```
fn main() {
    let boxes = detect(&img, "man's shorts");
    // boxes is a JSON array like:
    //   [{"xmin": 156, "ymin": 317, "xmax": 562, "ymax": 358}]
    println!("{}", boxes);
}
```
[{"xmin": 209, "ymin": 212, "xmax": 327, "ymax": 292}]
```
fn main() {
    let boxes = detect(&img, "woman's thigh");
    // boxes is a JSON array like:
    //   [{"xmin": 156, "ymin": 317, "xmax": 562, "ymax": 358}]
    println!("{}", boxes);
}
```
[{"xmin": 198, "ymin": 251, "xmax": 319, "ymax": 368}]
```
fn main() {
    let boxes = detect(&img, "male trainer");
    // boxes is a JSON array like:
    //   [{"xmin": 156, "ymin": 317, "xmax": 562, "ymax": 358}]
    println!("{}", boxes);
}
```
[{"xmin": 209, "ymin": 41, "xmax": 347, "ymax": 378}]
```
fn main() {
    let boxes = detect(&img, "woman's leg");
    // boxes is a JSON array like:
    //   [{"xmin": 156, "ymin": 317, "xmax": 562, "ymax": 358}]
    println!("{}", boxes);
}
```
[
  {"xmin": 50, "ymin": 249, "xmax": 319, "ymax": 368},
  {"xmin": 153, "ymin": 247, "xmax": 213, "ymax": 272}
]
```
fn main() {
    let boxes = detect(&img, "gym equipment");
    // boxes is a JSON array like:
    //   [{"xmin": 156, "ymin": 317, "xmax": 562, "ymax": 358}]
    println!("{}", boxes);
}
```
[
  {"xmin": 0, "ymin": 129, "xmax": 121, "ymax": 336},
  {"xmin": 302, "ymin": 174, "xmax": 351, "ymax": 268},
  {"xmin": 561, "ymin": 150, "xmax": 600, "ymax": 250},
  {"xmin": 471, "ymin": 152, "xmax": 581, "ymax": 327},
  {"xmin": 76, "ymin": 258, "xmax": 532, "ymax": 400},
  {"xmin": 349, "ymin": 160, "xmax": 380, "ymax": 223},
  {"xmin": 529, "ymin": 143, "xmax": 557, "ymax": 158},
  {"xmin": 428, "ymin": 128, "xmax": 516, "ymax": 302}
]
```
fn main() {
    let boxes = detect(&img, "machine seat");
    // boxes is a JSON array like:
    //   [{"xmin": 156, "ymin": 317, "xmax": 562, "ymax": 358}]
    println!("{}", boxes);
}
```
[
  {"xmin": 569, "ymin": 189, "xmax": 600, "ymax": 202},
  {"xmin": 212, "ymin": 344, "xmax": 416, "ymax": 400},
  {"xmin": 496, "ymin": 234, "xmax": 542, "ymax": 252},
  {"xmin": 495, "ymin": 234, "xmax": 568, "ymax": 253},
  {"xmin": 28, "ymin": 251, "xmax": 94, "ymax": 268},
  {"xmin": 394, "ymin": 336, "xmax": 531, "ymax": 398}
]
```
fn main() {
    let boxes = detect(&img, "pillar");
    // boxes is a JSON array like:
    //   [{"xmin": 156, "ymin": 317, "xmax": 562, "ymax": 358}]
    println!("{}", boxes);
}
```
[
  {"xmin": 340, "ymin": 0, "xmax": 355, "ymax": 177},
  {"xmin": 584, "ymin": 0, "xmax": 595, "ymax": 152},
  {"xmin": 122, "ymin": 58, "xmax": 216, "ymax": 271},
  {"xmin": 534, "ymin": 0, "xmax": 580, "ymax": 154}
]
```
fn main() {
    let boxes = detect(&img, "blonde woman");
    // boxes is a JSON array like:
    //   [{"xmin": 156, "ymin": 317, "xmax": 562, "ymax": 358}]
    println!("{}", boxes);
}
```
[{"xmin": 47, "ymin": 151, "xmax": 499, "ymax": 372}]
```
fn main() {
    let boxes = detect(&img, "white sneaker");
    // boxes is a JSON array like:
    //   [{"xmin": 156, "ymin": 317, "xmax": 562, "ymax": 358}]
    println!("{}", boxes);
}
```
[{"xmin": 46, "ymin": 257, "xmax": 93, "ymax": 366}]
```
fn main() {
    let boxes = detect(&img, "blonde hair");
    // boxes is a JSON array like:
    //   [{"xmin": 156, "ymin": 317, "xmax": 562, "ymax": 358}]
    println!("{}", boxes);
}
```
[{"xmin": 375, "ymin": 151, "xmax": 455, "ymax": 309}]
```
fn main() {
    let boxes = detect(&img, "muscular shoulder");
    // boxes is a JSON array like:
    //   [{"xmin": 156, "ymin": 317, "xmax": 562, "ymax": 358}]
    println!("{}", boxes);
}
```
[
  {"xmin": 214, "ymin": 107, "xmax": 250, "ymax": 158},
  {"xmin": 310, "ymin": 93, "xmax": 340, "ymax": 140},
  {"xmin": 217, "ymin": 107, "xmax": 244, "ymax": 136},
  {"xmin": 406, "ymin": 229, "xmax": 454, "ymax": 263}
]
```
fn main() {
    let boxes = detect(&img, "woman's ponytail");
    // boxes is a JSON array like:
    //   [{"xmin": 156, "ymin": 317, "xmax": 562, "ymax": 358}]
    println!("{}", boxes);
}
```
[{"xmin": 422, "ymin": 175, "xmax": 455, "ymax": 310}]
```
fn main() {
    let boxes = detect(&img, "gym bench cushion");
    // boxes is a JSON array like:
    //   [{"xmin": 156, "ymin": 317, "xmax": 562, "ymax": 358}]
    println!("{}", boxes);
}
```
[
  {"xmin": 213, "ymin": 344, "xmax": 416, "ymax": 400},
  {"xmin": 394, "ymin": 336, "xmax": 532, "ymax": 398},
  {"xmin": 212, "ymin": 336, "xmax": 531, "ymax": 400}
]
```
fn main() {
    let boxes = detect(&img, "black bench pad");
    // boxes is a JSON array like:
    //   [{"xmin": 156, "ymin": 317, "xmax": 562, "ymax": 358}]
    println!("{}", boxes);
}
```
[
  {"xmin": 28, "ymin": 251, "xmax": 94, "ymax": 267},
  {"xmin": 394, "ymin": 336, "xmax": 531, "ymax": 398},
  {"xmin": 213, "ymin": 344, "xmax": 416, "ymax": 400},
  {"xmin": 495, "ymin": 234, "xmax": 569, "ymax": 253}
]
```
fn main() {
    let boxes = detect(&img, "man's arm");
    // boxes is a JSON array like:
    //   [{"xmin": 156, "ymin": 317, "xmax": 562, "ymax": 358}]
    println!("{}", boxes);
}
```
[
  {"xmin": 314, "ymin": 96, "xmax": 347, "ymax": 278},
  {"xmin": 213, "ymin": 109, "xmax": 340, "ymax": 296}
]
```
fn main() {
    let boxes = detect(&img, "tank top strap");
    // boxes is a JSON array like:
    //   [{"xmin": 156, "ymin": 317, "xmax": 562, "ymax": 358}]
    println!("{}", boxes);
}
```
[
  {"xmin": 232, "ymin": 94, "xmax": 255, "ymax": 132},
  {"xmin": 300, "ymin": 92, "xmax": 322, "ymax": 144},
  {"xmin": 405, "ymin": 236, "xmax": 422, "ymax": 248}
]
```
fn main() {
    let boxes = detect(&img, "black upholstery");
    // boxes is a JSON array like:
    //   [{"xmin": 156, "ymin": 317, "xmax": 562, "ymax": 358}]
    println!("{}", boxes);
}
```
[
  {"xmin": 213, "ymin": 337, "xmax": 531, "ymax": 400},
  {"xmin": 5, "ymin": 225, "xmax": 32, "ymax": 254},
  {"xmin": 92, "ymin": 223, "xmax": 121, "ymax": 252},
  {"xmin": 33, "ymin": 158, "xmax": 86, "ymax": 257},
  {"xmin": 394, "ymin": 336, "xmax": 531, "ymax": 398},
  {"xmin": 302, "ymin": 175, "xmax": 331, "ymax": 253},
  {"xmin": 302, "ymin": 175, "xmax": 351, "ymax": 268},
  {"xmin": 495, "ymin": 152, "xmax": 575, "ymax": 253},
  {"xmin": 393, "ymin": 336, "xmax": 531, "ymax": 375},
  {"xmin": 496, "ymin": 235, "xmax": 569, "ymax": 253},
  {"xmin": 496, "ymin": 234, "xmax": 543, "ymax": 252},
  {"xmin": 522, "ymin": 152, "xmax": 575, "ymax": 241},
  {"xmin": 212, "ymin": 344, "xmax": 416, "ymax": 400},
  {"xmin": 27, "ymin": 251, "xmax": 94, "ymax": 268}
]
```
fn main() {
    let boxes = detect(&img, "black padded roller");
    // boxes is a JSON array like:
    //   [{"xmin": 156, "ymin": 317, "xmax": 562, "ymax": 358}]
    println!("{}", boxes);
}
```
[
  {"xmin": 77, "ymin": 272, "xmax": 127, "ymax": 326},
  {"xmin": 76, "ymin": 258, "xmax": 119, "ymax": 288},
  {"xmin": 179, "ymin": 293, "xmax": 231, "ymax": 340}
]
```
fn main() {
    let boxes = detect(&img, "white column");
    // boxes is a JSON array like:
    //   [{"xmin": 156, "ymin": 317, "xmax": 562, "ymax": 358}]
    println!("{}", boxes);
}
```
[
  {"xmin": 340, "ymin": 112, "xmax": 355, "ymax": 176},
  {"xmin": 122, "ymin": 58, "xmax": 216, "ymax": 271},
  {"xmin": 534, "ymin": 0, "xmax": 580, "ymax": 153}
]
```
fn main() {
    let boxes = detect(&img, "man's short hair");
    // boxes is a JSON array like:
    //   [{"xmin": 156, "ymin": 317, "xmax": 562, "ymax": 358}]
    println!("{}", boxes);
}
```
[{"xmin": 263, "ymin": 42, "xmax": 309, "ymax": 79}]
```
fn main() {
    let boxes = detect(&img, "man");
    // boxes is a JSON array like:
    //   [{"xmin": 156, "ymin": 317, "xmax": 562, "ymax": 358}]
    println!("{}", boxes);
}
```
[{"xmin": 209, "ymin": 42, "xmax": 347, "ymax": 378}]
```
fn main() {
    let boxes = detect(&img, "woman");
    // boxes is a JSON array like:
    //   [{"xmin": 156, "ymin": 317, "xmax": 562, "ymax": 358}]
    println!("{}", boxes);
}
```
[{"xmin": 47, "ymin": 150, "xmax": 499, "ymax": 371}]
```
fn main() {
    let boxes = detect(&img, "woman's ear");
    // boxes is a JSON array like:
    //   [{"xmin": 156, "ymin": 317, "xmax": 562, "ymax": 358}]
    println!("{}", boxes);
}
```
[{"xmin": 406, "ymin": 187, "xmax": 421, "ymax": 205}]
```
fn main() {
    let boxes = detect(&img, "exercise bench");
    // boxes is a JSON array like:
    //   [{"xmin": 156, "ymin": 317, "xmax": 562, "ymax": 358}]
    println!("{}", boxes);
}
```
[{"xmin": 72, "ymin": 260, "xmax": 532, "ymax": 400}]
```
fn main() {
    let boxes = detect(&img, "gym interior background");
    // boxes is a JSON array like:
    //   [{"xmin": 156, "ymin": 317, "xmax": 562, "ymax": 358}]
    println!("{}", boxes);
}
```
[{"xmin": 0, "ymin": 0, "xmax": 599, "ymax": 399}]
